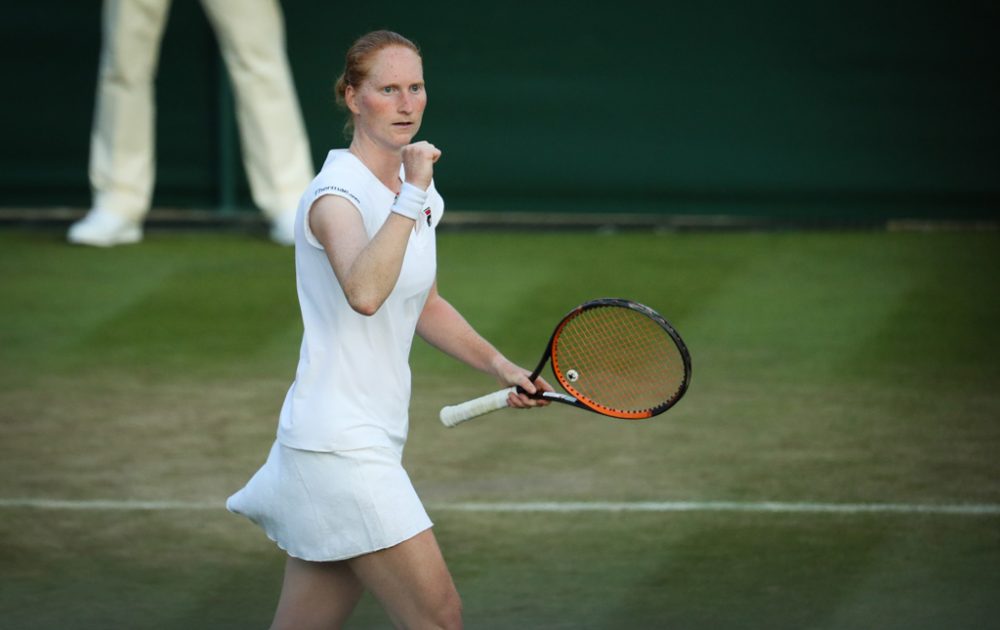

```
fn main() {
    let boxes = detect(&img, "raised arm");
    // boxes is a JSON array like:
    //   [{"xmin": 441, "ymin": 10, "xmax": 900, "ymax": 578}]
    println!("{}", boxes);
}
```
[
  {"xmin": 309, "ymin": 142, "xmax": 439, "ymax": 315},
  {"xmin": 309, "ymin": 195, "xmax": 414, "ymax": 315}
]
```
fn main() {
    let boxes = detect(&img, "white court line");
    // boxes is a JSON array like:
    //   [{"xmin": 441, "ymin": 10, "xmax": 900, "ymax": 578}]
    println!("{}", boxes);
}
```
[
  {"xmin": 433, "ymin": 501, "xmax": 1000, "ymax": 516},
  {"xmin": 1, "ymin": 498, "xmax": 999, "ymax": 516},
  {"xmin": 0, "ymin": 498, "xmax": 222, "ymax": 511}
]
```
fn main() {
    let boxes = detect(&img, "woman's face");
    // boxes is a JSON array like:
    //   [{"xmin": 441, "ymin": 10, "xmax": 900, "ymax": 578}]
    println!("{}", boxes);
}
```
[{"xmin": 347, "ymin": 46, "xmax": 426, "ymax": 150}]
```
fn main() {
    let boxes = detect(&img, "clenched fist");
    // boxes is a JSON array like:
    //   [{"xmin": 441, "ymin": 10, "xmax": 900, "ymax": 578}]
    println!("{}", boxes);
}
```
[{"xmin": 401, "ymin": 141, "xmax": 442, "ymax": 190}]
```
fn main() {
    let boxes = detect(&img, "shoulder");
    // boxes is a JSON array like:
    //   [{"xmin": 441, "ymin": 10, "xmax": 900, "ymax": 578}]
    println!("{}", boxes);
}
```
[
  {"xmin": 314, "ymin": 149, "xmax": 366, "ymax": 187},
  {"xmin": 307, "ymin": 150, "xmax": 373, "ymax": 209},
  {"xmin": 319, "ymin": 149, "xmax": 367, "ymax": 177},
  {"xmin": 300, "ymin": 151, "xmax": 372, "ymax": 249}
]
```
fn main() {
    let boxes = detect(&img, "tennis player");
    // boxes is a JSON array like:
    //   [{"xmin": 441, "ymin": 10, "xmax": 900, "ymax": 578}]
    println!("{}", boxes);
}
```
[{"xmin": 227, "ymin": 30, "xmax": 551, "ymax": 629}]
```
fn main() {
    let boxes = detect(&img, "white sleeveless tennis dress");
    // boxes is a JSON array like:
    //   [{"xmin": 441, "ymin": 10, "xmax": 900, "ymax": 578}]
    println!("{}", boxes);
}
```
[{"xmin": 227, "ymin": 149, "xmax": 443, "ymax": 561}]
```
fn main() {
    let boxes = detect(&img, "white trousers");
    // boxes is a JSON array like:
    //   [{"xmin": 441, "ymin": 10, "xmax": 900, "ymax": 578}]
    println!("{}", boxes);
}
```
[{"xmin": 90, "ymin": 0, "xmax": 313, "ymax": 222}]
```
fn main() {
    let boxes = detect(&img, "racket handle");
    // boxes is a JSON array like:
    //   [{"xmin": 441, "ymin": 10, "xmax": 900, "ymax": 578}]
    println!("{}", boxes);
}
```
[{"xmin": 439, "ymin": 387, "xmax": 516, "ymax": 427}]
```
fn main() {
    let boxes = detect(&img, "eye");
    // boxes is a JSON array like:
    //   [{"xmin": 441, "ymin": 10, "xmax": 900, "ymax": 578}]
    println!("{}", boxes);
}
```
[
  {"xmin": 381, "ymin": 86, "xmax": 395, "ymax": 94},
  {"xmin": 409, "ymin": 84, "xmax": 423, "ymax": 94}
]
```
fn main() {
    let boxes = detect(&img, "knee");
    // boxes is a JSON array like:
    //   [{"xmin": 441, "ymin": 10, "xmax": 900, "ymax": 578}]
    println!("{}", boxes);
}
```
[{"xmin": 430, "ymin": 586, "xmax": 463, "ymax": 630}]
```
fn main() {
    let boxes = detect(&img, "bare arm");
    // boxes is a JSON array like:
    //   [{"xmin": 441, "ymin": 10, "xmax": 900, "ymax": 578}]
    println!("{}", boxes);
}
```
[
  {"xmin": 310, "ymin": 142, "xmax": 441, "ymax": 316},
  {"xmin": 310, "ymin": 195, "xmax": 414, "ymax": 315},
  {"xmin": 417, "ymin": 283, "xmax": 552, "ymax": 408}
]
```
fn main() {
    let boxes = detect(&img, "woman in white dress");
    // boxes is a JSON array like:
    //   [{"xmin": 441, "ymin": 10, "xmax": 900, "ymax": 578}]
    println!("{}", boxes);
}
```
[{"xmin": 227, "ymin": 30, "xmax": 551, "ymax": 629}]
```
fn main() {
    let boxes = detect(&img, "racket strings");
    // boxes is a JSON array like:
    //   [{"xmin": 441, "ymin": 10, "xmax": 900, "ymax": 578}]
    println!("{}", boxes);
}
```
[{"xmin": 553, "ymin": 306, "xmax": 685, "ymax": 414}]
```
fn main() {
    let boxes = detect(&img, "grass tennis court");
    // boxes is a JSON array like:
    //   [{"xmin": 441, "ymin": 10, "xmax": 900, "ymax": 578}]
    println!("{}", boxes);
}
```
[{"xmin": 1, "ymin": 226, "xmax": 998, "ymax": 628}]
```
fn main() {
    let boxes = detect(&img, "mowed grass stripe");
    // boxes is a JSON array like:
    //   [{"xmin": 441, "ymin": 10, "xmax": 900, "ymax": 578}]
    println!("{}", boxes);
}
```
[
  {"xmin": 682, "ymin": 232, "xmax": 918, "ymax": 383},
  {"xmin": 0, "ymin": 232, "xmax": 301, "ymax": 379}
]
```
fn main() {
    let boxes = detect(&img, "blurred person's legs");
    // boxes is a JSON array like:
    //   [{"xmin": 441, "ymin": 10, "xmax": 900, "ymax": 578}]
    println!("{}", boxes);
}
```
[
  {"xmin": 71, "ymin": 0, "xmax": 312, "ymax": 248},
  {"xmin": 69, "ymin": 0, "xmax": 171, "ymax": 246},
  {"xmin": 201, "ymin": 0, "xmax": 313, "ymax": 245}
]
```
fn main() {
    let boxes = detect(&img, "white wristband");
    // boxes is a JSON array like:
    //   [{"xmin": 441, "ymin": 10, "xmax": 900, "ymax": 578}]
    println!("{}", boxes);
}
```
[{"xmin": 390, "ymin": 182, "xmax": 428, "ymax": 220}]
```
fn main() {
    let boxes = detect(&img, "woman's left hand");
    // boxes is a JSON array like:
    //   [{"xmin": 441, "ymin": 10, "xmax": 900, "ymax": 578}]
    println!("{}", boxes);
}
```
[{"xmin": 492, "ymin": 357, "xmax": 554, "ymax": 409}]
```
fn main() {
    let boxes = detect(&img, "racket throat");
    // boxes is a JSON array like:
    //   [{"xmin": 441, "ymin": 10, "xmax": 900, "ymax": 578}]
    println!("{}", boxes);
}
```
[
  {"xmin": 514, "ymin": 387, "xmax": 578, "ymax": 407},
  {"xmin": 539, "ymin": 391, "xmax": 581, "ymax": 406}
]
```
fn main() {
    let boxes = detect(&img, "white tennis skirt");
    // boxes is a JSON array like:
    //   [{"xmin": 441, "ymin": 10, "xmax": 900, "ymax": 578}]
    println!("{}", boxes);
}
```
[{"xmin": 226, "ymin": 441, "xmax": 433, "ymax": 562}]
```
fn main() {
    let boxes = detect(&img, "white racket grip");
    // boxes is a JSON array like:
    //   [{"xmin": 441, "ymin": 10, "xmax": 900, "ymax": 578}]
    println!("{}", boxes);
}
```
[{"xmin": 439, "ymin": 387, "xmax": 516, "ymax": 427}]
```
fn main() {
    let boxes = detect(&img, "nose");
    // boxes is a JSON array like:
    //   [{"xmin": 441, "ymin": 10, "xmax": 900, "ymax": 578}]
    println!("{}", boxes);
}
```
[{"xmin": 397, "ymin": 92, "xmax": 414, "ymax": 114}]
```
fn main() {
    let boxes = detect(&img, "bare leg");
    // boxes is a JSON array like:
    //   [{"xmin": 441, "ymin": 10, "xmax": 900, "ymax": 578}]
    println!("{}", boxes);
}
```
[
  {"xmin": 348, "ymin": 528, "xmax": 462, "ymax": 630},
  {"xmin": 270, "ymin": 556, "xmax": 365, "ymax": 630}
]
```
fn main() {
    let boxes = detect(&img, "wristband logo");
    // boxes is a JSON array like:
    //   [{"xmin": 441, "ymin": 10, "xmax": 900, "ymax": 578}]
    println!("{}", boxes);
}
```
[{"xmin": 423, "ymin": 207, "xmax": 432, "ymax": 226}]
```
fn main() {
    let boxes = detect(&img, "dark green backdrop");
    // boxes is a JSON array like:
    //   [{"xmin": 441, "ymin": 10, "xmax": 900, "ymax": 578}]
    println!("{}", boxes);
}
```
[{"xmin": 3, "ymin": 1, "xmax": 998, "ymax": 220}]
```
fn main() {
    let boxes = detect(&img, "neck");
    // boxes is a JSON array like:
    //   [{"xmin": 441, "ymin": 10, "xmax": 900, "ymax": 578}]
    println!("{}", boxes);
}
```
[{"xmin": 349, "ymin": 135, "xmax": 403, "ymax": 193}]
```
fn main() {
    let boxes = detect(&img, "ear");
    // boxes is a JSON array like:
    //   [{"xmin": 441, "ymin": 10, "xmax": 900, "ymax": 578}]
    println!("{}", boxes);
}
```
[{"xmin": 345, "ymin": 85, "xmax": 361, "ymax": 115}]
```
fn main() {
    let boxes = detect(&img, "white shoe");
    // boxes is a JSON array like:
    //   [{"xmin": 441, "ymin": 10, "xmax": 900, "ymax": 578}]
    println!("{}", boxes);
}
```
[
  {"xmin": 269, "ymin": 211, "xmax": 296, "ymax": 246},
  {"xmin": 67, "ymin": 209, "xmax": 142, "ymax": 247}
]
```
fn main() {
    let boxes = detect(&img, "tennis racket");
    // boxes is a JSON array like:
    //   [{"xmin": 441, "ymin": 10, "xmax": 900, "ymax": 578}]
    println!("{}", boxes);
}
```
[{"xmin": 440, "ymin": 298, "xmax": 691, "ymax": 427}]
